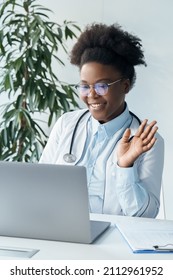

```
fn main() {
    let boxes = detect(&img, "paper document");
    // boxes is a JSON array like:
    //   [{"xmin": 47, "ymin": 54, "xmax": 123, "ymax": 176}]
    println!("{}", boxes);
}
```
[{"xmin": 116, "ymin": 217, "xmax": 173, "ymax": 253}]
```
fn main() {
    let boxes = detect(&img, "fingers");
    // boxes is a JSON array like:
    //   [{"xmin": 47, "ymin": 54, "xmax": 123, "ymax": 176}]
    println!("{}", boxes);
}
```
[
  {"xmin": 135, "ymin": 119, "xmax": 158, "ymax": 140},
  {"xmin": 121, "ymin": 120, "xmax": 158, "ymax": 152},
  {"xmin": 142, "ymin": 125, "xmax": 158, "ymax": 146},
  {"xmin": 135, "ymin": 119, "xmax": 148, "ymax": 137},
  {"xmin": 142, "ymin": 137, "xmax": 157, "ymax": 152},
  {"xmin": 121, "ymin": 128, "xmax": 131, "ymax": 143},
  {"xmin": 137, "ymin": 119, "xmax": 158, "ymax": 151}
]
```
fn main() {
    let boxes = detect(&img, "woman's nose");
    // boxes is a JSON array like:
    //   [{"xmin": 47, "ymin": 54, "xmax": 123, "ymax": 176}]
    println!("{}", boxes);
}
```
[{"xmin": 88, "ymin": 86, "xmax": 98, "ymax": 97}]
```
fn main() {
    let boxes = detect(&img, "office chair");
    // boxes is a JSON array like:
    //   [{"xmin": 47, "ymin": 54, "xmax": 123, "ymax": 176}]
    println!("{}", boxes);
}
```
[{"xmin": 156, "ymin": 181, "xmax": 166, "ymax": 219}]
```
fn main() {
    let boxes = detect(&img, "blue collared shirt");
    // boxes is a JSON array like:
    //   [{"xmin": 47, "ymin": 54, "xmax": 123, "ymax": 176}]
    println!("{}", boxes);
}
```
[{"xmin": 78, "ymin": 106, "xmax": 134, "ymax": 213}]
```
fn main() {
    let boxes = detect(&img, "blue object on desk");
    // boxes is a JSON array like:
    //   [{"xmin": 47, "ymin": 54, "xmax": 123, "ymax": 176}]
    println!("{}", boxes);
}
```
[{"xmin": 133, "ymin": 245, "xmax": 173, "ymax": 254}]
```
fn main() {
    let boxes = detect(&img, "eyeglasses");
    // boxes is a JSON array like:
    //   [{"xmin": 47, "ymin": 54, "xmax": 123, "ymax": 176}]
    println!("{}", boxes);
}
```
[{"xmin": 75, "ymin": 78, "xmax": 122, "ymax": 96}]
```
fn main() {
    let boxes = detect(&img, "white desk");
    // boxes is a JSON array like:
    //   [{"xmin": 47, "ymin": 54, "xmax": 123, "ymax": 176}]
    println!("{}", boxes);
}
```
[{"xmin": 0, "ymin": 214, "xmax": 173, "ymax": 260}]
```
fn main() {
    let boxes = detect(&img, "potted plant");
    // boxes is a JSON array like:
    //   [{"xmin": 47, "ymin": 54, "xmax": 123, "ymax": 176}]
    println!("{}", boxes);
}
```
[{"xmin": 0, "ymin": 0, "xmax": 80, "ymax": 162}]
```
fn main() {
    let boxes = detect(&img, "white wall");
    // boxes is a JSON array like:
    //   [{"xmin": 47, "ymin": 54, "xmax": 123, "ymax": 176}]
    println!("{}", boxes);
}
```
[{"xmin": 2, "ymin": 0, "xmax": 173, "ymax": 218}]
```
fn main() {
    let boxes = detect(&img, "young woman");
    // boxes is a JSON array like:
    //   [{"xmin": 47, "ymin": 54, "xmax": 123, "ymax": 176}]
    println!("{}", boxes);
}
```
[{"xmin": 40, "ymin": 23, "xmax": 164, "ymax": 218}]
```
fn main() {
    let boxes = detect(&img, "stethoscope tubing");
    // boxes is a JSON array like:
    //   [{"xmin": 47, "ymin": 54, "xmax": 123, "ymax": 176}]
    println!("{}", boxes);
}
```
[
  {"xmin": 69, "ymin": 110, "xmax": 90, "ymax": 155},
  {"xmin": 63, "ymin": 109, "xmax": 141, "ymax": 163}
]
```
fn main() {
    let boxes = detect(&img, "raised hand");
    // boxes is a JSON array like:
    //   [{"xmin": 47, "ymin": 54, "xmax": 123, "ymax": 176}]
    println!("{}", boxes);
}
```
[{"xmin": 117, "ymin": 119, "xmax": 158, "ymax": 167}]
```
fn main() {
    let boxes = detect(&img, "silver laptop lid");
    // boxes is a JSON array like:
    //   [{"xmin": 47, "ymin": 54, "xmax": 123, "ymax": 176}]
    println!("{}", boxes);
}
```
[{"xmin": 0, "ymin": 161, "xmax": 93, "ymax": 243}]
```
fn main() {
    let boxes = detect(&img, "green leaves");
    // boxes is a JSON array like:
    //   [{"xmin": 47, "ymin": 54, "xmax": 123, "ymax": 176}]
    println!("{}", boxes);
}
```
[{"xmin": 0, "ymin": 0, "xmax": 81, "ymax": 162}]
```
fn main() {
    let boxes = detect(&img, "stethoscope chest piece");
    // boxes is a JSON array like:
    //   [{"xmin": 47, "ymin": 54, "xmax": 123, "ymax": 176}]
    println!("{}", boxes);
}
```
[{"xmin": 63, "ymin": 153, "xmax": 76, "ymax": 163}]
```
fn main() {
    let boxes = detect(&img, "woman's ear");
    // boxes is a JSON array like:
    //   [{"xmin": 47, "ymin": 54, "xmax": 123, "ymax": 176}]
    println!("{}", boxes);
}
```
[{"xmin": 123, "ymin": 79, "xmax": 131, "ymax": 94}]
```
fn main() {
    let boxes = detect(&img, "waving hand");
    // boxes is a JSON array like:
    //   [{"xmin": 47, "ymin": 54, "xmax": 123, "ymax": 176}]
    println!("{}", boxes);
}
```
[{"xmin": 117, "ymin": 120, "xmax": 158, "ymax": 167}]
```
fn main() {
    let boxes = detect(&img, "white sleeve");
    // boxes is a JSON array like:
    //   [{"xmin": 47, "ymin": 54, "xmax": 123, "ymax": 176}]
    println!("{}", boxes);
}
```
[
  {"xmin": 115, "ymin": 133, "xmax": 164, "ymax": 217},
  {"xmin": 39, "ymin": 116, "xmax": 63, "ymax": 163}
]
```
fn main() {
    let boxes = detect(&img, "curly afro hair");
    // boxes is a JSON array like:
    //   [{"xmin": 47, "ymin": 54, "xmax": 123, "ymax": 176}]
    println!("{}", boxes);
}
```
[{"xmin": 70, "ymin": 23, "xmax": 147, "ymax": 88}]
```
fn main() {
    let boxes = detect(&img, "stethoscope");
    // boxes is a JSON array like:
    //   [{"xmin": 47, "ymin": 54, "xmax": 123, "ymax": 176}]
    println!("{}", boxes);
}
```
[{"xmin": 63, "ymin": 110, "xmax": 141, "ymax": 163}]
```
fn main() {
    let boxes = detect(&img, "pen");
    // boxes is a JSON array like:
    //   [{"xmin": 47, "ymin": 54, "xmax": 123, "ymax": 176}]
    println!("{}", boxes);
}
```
[{"xmin": 153, "ymin": 245, "xmax": 173, "ymax": 252}]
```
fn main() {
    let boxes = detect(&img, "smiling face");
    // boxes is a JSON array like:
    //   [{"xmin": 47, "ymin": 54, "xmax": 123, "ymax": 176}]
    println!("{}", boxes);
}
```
[{"xmin": 79, "ymin": 62, "xmax": 130, "ymax": 123}]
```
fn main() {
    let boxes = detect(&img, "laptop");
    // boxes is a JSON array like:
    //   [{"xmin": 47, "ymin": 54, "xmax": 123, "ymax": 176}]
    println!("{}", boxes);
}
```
[{"xmin": 0, "ymin": 161, "xmax": 110, "ymax": 244}]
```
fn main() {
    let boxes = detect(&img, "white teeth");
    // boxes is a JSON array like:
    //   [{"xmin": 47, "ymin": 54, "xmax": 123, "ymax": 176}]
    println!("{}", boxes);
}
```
[{"xmin": 90, "ymin": 104, "xmax": 102, "ymax": 108}]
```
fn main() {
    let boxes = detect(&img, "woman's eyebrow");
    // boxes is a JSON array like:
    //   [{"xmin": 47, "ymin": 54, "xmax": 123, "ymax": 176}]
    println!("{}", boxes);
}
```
[{"xmin": 80, "ymin": 78, "xmax": 111, "ymax": 83}]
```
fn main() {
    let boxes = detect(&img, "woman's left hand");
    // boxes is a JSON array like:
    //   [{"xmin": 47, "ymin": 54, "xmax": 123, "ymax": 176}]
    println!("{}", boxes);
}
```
[{"xmin": 117, "ymin": 119, "xmax": 158, "ymax": 168}]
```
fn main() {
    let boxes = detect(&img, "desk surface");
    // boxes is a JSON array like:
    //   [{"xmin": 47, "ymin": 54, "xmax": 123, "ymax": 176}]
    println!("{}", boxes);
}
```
[{"xmin": 0, "ymin": 214, "xmax": 173, "ymax": 260}]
